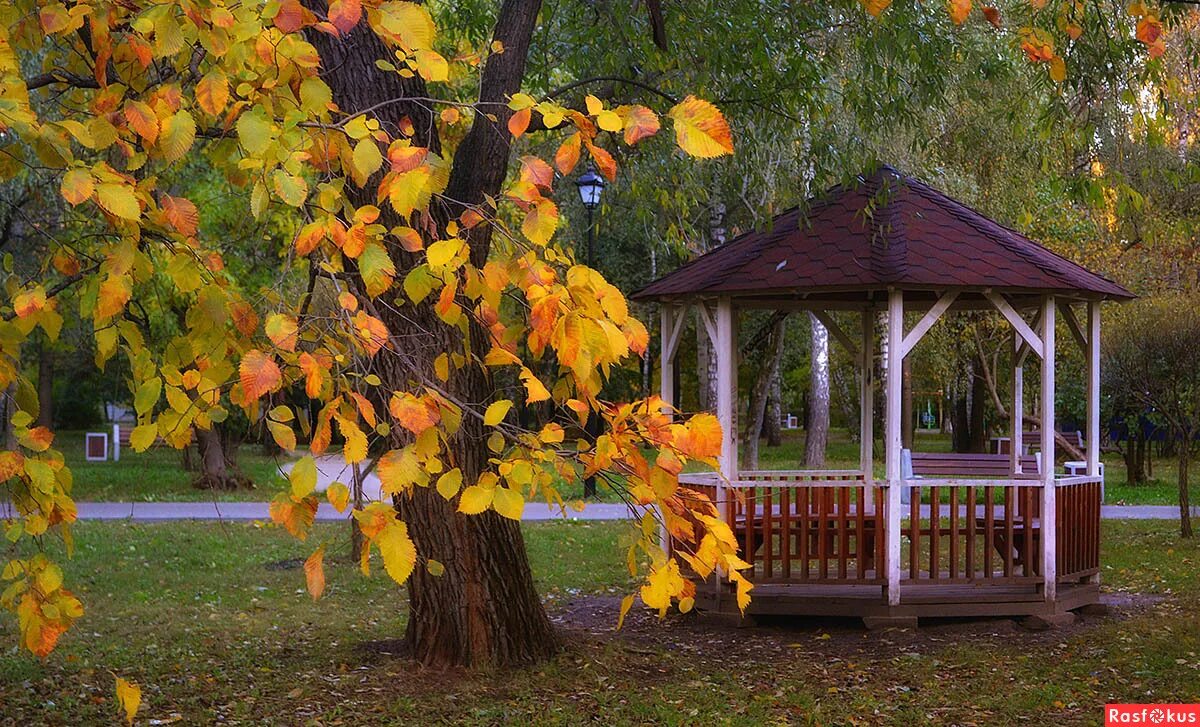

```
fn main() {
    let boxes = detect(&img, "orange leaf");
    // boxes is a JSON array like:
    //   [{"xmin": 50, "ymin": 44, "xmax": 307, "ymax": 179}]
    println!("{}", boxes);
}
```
[
  {"xmin": 304, "ymin": 545, "xmax": 326, "ymax": 600},
  {"xmin": 618, "ymin": 105, "xmax": 660, "ymax": 145},
  {"xmin": 982, "ymin": 6, "xmax": 1001, "ymax": 27},
  {"xmin": 60, "ymin": 169, "xmax": 94, "ymax": 206},
  {"xmin": 585, "ymin": 141, "xmax": 617, "ymax": 181},
  {"xmin": 161, "ymin": 194, "xmax": 199, "ymax": 236},
  {"xmin": 948, "ymin": 0, "xmax": 971, "ymax": 24},
  {"xmin": 298, "ymin": 352, "xmax": 327, "ymax": 398},
  {"xmin": 240, "ymin": 349, "xmax": 283, "ymax": 401},
  {"xmin": 196, "ymin": 70, "xmax": 229, "ymax": 116},
  {"xmin": 328, "ymin": 0, "xmax": 362, "ymax": 33},
  {"xmin": 265, "ymin": 313, "xmax": 299, "ymax": 352},
  {"xmin": 1136, "ymin": 15, "xmax": 1162, "ymax": 46},
  {"xmin": 394, "ymin": 226, "xmax": 424, "ymax": 252},
  {"xmin": 555, "ymin": 133, "xmax": 582, "ymax": 175},
  {"xmin": 123, "ymin": 101, "xmax": 159, "ymax": 144},
  {"xmin": 352, "ymin": 311, "xmax": 389, "ymax": 356},
  {"xmin": 508, "ymin": 107, "xmax": 531, "ymax": 138},
  {"xmin": 519, "ymin": 155, "xmax": 554, "ymax": 189},
  {"xmin": 389, "ymin": 392, "xmax": 441, "ymax": 434},
  {"xmin": 13, "ymin": 287, "xmax": 47, "ymax": 318}
]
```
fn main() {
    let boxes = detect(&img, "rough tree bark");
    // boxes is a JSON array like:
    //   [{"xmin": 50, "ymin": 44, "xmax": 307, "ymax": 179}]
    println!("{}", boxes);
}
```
[
  {"xmin": 804, "ymin": 312, "xmax": 829, "ymax": 467},
  {"xmin": 900, "ymin": 358, "xmax": 912, "ymax": 449},
  {"xmin": 695, "ymin": 201, "xmax": 726, "ymax": 411},
  {"xmin": 305, "ymin": 0, "xmax": 558, "ymax": 668},
  {"xmin": 1178, "ymin": 435, "xmax": 1193, "ymax": 538},
  {"xmin": 765, "ymin": 365, "xmax": 783, "ymax": 447}
]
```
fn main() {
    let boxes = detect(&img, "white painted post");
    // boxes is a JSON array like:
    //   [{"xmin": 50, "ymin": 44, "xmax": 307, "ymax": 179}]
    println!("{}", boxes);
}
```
[
  {"xmin": 860, "ymin": 307, "xmax": 875, "ymax": 487},
  {"xmin": 1012, "ymin": 333, "xmax": 1023, "ymax": 474},
  {"xmin": 1086, "ymin": 302, "xmax": 1101, "ymax": 478},
  {"xmin": 1087, "ymin": 300, "xmax": 1102, "ymax": 584},
  {"xmin": 885, "ymin": 289, "xmax": 904, "ymax": 606},
  {"xmin": 715, "ymin": 297, "xmax": 739, "ymax": 512},
  {"xmin": 112, "ymin": 423, "xmax": 121, "ymax": 462},
  {"xmin": 660, "ymin": 305, "xmax": 676, "ymax": 420},
  {"xmin": 1040, "ymin": 296, "xmax": 1057, "ymax": 602}
]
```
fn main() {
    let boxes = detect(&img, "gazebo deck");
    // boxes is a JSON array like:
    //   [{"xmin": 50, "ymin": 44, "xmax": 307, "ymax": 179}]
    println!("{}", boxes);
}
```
[{"xmin": 674, "ymin": 470, "xmax": 1103, "ymax": 621}]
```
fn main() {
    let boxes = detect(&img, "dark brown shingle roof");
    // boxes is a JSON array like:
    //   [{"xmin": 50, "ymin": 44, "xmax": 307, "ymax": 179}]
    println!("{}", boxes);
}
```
[{"xmin": 632, "ymin": 166, "xmax": 1133, "ymax": 301}]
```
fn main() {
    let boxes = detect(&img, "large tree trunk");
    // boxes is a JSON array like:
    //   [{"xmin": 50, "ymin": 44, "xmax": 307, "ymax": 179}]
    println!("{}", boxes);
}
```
[
  {"xmin": 900, "ymin": 358, "xmax": 913, "ymax": 449},
  {"xmin": 805, "ymin": 313, "xmax": 829, "ymax": 467},
  {"xmin": 306, "ymin": 0, "xmax": 557, "ymax": 668},
  {"xmin": 695, "ymin": 202, "xmax": 726, "ymax": 412},
  {"xmin": 969, "ymin": 355, "xmax": 987, "ymax": 453}
]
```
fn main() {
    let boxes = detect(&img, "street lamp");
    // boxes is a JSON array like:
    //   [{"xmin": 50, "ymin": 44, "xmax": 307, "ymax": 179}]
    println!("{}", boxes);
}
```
[
  {"xmin": 574, "ymin": 166, "xmax": 605, "ymax": 268},
  {"xmin": 575, "ymin": 166, "xmax": 605, "ymax": 498}
]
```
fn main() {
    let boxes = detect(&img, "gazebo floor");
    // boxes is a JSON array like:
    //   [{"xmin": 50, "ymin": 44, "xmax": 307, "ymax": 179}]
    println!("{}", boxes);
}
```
[{"xmin": 697, "ymin": 580, "xmax": 1100, "ymax": 621}]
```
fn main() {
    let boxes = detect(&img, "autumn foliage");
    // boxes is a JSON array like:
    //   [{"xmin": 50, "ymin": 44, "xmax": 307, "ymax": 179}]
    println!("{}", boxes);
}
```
[{"xmin": 0, "ymin": 0, "xmax": 1169, "ymax": 669}]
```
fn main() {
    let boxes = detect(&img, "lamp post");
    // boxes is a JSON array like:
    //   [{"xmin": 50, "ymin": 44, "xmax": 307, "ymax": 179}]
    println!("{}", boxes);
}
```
[{"xmin": 575, "ymin": 166, "xmax": 605, "ymax": 498}]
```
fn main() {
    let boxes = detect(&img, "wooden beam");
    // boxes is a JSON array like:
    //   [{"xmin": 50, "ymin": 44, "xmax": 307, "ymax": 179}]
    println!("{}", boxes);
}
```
[
  {"xmin": 1040, "ymin": 296, "xmax": 1057, "ymax": 603},
  {"xmin": 900, "ymin": 291, "xmax": 959, "ymax": 358},
  {"xmin": 696, "ymin": 303, "xmax": 717, "ymax": 349},
  {"xmin": 860, "ymin": 307, "xmax": 875, "ymax": 487},
  {"xmin": 885, "ymin": 289, "xmax": 903, "ymax": 607},
  {"xmin": 1059, "ymin": 301, "xmax": 1088, "ymax": 353},
  {"xmin": 986, "ymin": 291, "xmax": 1043, "ymax": 358},
  {"xmin": 1086, "ymin": 302, "xmax": 1101, "ymax": 478},
  {"xmin": 663, "ymin": 304, "xmax": 688, "ymax": 362},
  {"xmin": 660, "ymin": 306, "xmax": 677, "ymax": 420},
  {"xmin": 810, "ymin": 309, "xmax": 860, "ymax": 364},
  {"xmin": 1015, "ymin": 308, "xmax": 1044, "ymax": 366},
  {"xmin": 1012, "ymin": 333, "xmax": 1024, "ymax": 475}
]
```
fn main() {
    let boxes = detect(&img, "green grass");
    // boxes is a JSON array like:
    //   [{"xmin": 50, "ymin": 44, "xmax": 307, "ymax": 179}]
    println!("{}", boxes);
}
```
[
  {"xmin": 59, "ymin": 430, "xmax": 288, "ymax": 502},
  {"xmin": 2, "ymin": 519, "xmax": 1198, "ymax": 724}
]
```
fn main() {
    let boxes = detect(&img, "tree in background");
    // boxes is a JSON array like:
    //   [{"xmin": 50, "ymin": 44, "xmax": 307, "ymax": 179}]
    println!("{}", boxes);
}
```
[{"xmin": 1105, "ymin": 297, "xmax": 1200, "ymax": 537}]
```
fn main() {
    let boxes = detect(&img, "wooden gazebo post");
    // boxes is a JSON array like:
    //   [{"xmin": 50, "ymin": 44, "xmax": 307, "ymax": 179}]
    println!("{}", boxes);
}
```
[
  {"xmin": 1040, "ymin": 296, "xmax": 1057, "ymax": 602},
  {"xmin": 885, "ymin": 289, "xmax": 903, "ymax": 606}
]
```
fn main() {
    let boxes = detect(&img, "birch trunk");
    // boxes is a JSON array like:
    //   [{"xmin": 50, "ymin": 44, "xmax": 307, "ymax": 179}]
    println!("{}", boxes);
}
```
[{"xmin": 804, "ymin": 312, "xmax": 829, "ymax": 467}]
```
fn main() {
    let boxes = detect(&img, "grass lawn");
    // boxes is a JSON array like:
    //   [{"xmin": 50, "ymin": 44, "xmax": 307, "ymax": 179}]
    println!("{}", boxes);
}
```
[
  {"xmin": 59, "ymin": 430, "xmax": 288, "ymax": 502},
  {"xmin": 2, "ymin": 518, "xmax": 1198, "ymax": 724}
]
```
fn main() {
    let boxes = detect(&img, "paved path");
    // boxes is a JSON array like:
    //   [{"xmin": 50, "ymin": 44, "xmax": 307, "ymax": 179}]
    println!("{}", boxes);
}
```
[
  {"xmin": 67, "ymin": 501, "xmax": 1196, "ymax": 522},
  {"xmin": 71, "ymin": 500, "xmax": 633, "ymax": 522}
]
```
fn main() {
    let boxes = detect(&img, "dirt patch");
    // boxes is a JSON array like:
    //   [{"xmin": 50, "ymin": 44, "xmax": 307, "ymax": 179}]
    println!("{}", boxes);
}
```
[{"xmin": 548, "ymin": 589, "xmax": 1164, "ymax": 666}]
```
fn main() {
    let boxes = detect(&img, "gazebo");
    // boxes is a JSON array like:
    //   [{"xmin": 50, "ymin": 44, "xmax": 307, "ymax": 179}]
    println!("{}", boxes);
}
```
[{"xmin": 633, "ymin": 165, "xmax": 1134, "ymax": 626}]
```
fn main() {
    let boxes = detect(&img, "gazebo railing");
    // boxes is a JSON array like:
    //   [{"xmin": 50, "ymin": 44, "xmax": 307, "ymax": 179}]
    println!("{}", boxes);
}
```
[
  {"xmin": 676, "ymin": 471, "xmax": 883, "ymax": 584},
  {"xmin": 673, "ymin": 471, "xmax": 1101, "ymax": 591}
]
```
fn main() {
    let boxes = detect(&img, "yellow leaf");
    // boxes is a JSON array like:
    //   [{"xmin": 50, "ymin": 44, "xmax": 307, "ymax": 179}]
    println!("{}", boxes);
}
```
[
  {"xmin": 948, "ymin": 0, "xmax": 971, "ymax": 23},
  {"xmin": 377, "ymin": 447, "xmax": 426, "ymax": 494},
  {"xmin": 236, "ymin": 108, "xmax": 273, "ymax": 155},
  {"xmin": 425, "ymin": 559, "xmax": 445, "ymax": 576},
  {"xmin": 519, "ymin": 367, "xmax": 550, "ymax": 403},
  {"xmin": 521, "ymin": 198, "xmax": 558, "ymax": 246},
  {"xmin": 326, "ymin": 482, "xmax": 351, "ymax": 512},
  {"xmin": 492, "ymin": 486, "xmax": 524, "ymax": 520},
  {"xmin": 95, "ymin": 183, "xmax": 140, "ymax": 220},
  {"xmin": 115, "ymin": 677, "xmax": 141, "ymax": 725},
  {"xmin": 352, "ymin": 138, "xmax": 383, "ymax": 183},
  {"xmin": 378, "ymin": 1, "xmax": 436, "ymax": 50},
  {"xmin": 375, "ymin": 518, "xmax": 417, "ymax": 584},
  {"xmin": 860, "ymin": 0, "xmax": 893, "ymax": 15},
  {"xmin": 123, "ymin": 100, "xmax": 159, "ymax": 143},
  {"xmin": 272, "ymin": 169, "xmax": 308, "ymax": 207},
  {"xmin": 159, "ymin": 110, "xmax": 196, "ymax": 163},
  {"xmin": 359, "ymin": 241, "xmax": 396, "ymax": 298},
  {"xmin": 304, "ymin": 544, "xmax": 326, "ymax": 599},
  {"xmin": 457, "ymin": 484, "xmax": 494, "ymax": 514},
  {"xmin": 617, "ymin": 593, "xmax": 635, "ymax": 629},
  {"xmin": 436, "ymin": 468, "xmax": 462, "ymax": 500},
  {"xmin": 290, "ymin": 455, "xmax": 318, "ymax": 499},
  {"xmin": 129, "ymin": 423, "xmax": 158, "ymax": 452},
  {"xmin": 483, "ymin": 400, "xmax": 512, "ymax": 427},
  {"xmin": 668, "ymin": 96, "xmax": 733, "ymax": 158},
  {"xmin": 414, "ymin": 49, "xmax": 449, "ymax": 82}
]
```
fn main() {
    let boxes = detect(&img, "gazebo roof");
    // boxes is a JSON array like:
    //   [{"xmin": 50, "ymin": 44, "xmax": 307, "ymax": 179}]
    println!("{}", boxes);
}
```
[{"xmin": 632, "ymin": 165, "xmax": 1133, "ymax": 305}]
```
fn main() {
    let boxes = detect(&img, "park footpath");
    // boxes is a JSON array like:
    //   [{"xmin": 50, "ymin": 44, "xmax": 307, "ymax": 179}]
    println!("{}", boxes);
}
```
[
  {"xmin": 70, "ymin": 456, "xmax": 1198, "ymax": 522},
  {"xmin": 69, "ymin": 501, "xmax": 1194, "ymax": 522}
]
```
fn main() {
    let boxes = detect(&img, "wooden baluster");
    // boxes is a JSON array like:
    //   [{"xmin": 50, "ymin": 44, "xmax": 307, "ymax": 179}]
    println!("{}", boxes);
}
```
[
  {"xmin": 818, "ymin": 487, "xmax": 829, "ymax": 580},
  {"xmin": 744, "ymin": 487, "xmax": 756, "ymax": 574},
  {"xmin": 909, "ymin": 484, "xmax": 920, "ymax": 580},
  {"xmin": 764, "ymin": 486, "xmax": 774, "ymax": 580},
  {"xmin": 839, "ymin": 486, "xmax": 850, "ymax": 579},
  {"xmin": 966, "ymin": 486, "xmax": 976, "ymax": 580},
  {"xmin": 1004, "ymin": 486, "xmax": 1015, "ymax": 578},
  {"xmin": 950, "ymin": 486, "xmax": 959, "ymax": 580},
  {"xmin": 798, "ymin": 486, "xmax": 809, "ymax": 581},
  {"xmin": 984, "ymin": 485, "xmax": 994, "ymax": 578},
  {"xmin": 929, "ymin": 485, "xmax": 940, "ymax": 580},
  {"xmin": 781, "ymin": 487, "xmax": 791, "ymax": 580},
  {"xmin": 856, "ymin": 484, "xmax": 866, "ymax": 580},
  {"xmin": 1023, "ymin": 486, "xmax": 1035, "ymax": 578}
]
